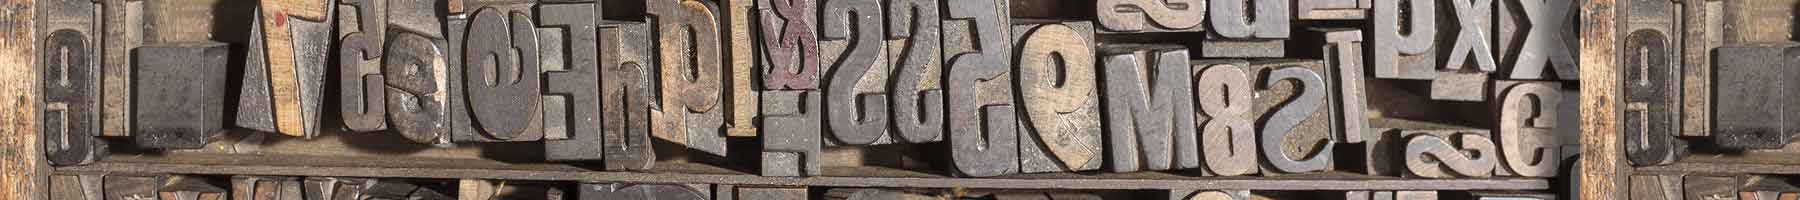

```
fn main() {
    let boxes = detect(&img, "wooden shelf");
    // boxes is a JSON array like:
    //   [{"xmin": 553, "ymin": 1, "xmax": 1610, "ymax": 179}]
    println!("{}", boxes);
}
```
[
  {"xmin": 1635, "ymin": 154, "xmax": 1800, "ymax": 175},
  {"xmin": 54, "ymin": 153, "xmax": 1551, "ymax": 191}
]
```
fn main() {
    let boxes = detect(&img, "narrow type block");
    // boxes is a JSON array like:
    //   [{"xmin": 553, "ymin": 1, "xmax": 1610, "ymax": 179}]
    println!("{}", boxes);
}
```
[
  {"xmin": 1297, "ymin": 0, "xmax": 1369, "ymax": 20},
  {"xmin": 1099, "ymin": 44, "xmax": 1197, "ymax": 173},
  {"xmin": 886, "ymin": 0, "xmax": 946, "ymax": 143},
  {"xmin": 1679, "ymin": 0, "xmax": 1725, "ymax": 137},
  {"xmin": 39, "ymin": 8, "xmax": 106, "ymax": 164},
  {"xmin": 383, "ymin": 0, "xmax": 453, "ymax": 144},
  {"xmin": 649, "ymin": 0, "xmax": 730, "ymax": 156},
  {"xmin": 1618, "ymin": 25, "xmax": 1685, "ymax": 165},
  {"xmin": 725, "ymin": 0, "xmax": 759, "ymax": 138},
  {"xmin": 599, "ymin": 22, "xmax": 658, "ymax": 170},
  {"xmin": 821, "ymin": 0, "xmax": 892, "ymax": 145},
  {"xmin": 1192, "ymin": 59, "xmax": 1257, "ymax": 176},
  {"xmin": 100, "ymin": 0, "xmax": 145, "ymax": 137},
  {"xmin": 760, "ymin": 91, "xmax": 822, "ymax": 176},
  {"xmin": 1251, "ymin": 59, "xmax": 1335, "ymax": 175},
  {"xmin": 1684, "ymin": 176, "xmax": 1738, "ymax": 200},
  {"xmin": 50, "ymin": 175, "xmax": 103, "ymax": 200},
  {"xmin": 1299, "ymin": 28, "xmax": 1369, "ymax": 144},
  {"xmin": 1628, "ymin": 175, "xmax": 1683, "ymax": 200},
  {"xmin": 106, "ymin": 175, "xmax": 165, "ymax": 200},
  {"xmin": 159, "ymin": 176, "xmax": 226, "ymax": 200},
  {"xmin": 337, "ymin": 0, "xmax": 388, "ymax": 132},
  {"xmin": 231, "ymin": 176, "xmax": 302, "ymax": 200},
  {"xmin": 1014, "ymin": 20, "xmax": 1102, "ymax": 173},
  {"xmin": 133, "ymin": 42, "xmax": 228, "ymax": 149},
  {"xmin": 944, "ymin": 0, "xmax": 1018, "ymax": 177},
  {"xmin": 540, "ymin": 3, "xmax": 606, "ymax": 161}
]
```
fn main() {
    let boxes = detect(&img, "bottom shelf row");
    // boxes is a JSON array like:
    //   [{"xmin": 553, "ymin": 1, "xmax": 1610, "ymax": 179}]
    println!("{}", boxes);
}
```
[{"xmin": 51, "ymin": 174, "xmax": 1559, "ymax": 200}]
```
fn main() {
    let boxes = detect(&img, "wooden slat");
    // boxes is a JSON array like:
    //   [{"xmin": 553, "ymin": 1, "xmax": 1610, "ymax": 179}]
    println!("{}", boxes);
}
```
[
  {"xmin": 1579, "ymin": 0, "xmax": 1625, "ymax": 199},
  {"xmin": 0, "ymin": 0, "xmax": 47, "ymax": 198},
  {"xmin": 55, "ymin": 153, "xmax": 1551, "ymax": 191}
]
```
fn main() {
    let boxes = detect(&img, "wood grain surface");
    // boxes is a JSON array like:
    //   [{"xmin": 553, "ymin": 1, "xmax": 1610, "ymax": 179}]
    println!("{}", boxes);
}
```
[{"xmin": 2, "ymin": 0, "xmax": 48, "ymax": 198}]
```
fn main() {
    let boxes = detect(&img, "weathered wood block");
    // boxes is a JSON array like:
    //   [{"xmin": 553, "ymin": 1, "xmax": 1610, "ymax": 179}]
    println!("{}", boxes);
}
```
[
  {"xmin": 1297, "ymin": 0, "xmax": 1369, "ymax": 20},
  {"xmin": 133, "ymin": 42, "xmax": 229, "ymax": 149},
  {"xmin": 760, "ymin": 91, "xmax": 822, "ymax": 177},
  {"xmin": 725, "ymin": 0, "xmax": 759, "ymax": 138},
  {"xmin": 1170, "ymin": 190, "xmax": 1249, "ymax": 200},
  {"xmin": 1628, "ymin": 175, "xmax": 1682, "ymax": 200},
  {"xmin": 1099, "ymin": 44, "xmax": 1197, "ymax": 173},
  {"xmin": 823, "ymin": 188, "xmax": 948, "ymax": 200},
  {"xmin": 382, "ymin": 0, "xmax": 454, "ymax": 145},
  {"xmin": 240, "ymin": 4, "xmax": 333, "ymax": 137},
  {"xmin": 100, "ymin": 0, "xmax": 146, "ymax": 137},
  {"xmin": 1013, "ymin": 20, "xmax": 1102, "ymax": 173},
  {"xmin": 50, "ymin": 175, "xmax": 103, "ymax": 200},
  {"xmin": 1680, "ymin": 0, "xmax": 1725, "ymax": 137},
  {"xmin": 648, "ymin": 0, "xmax": 730, "ymax": 157},
  {"xmin": 159, "ymin": 176, "xmax": 225, "ymax": 200},
  {"xmin": 1684, "ymin": 176, "xmax": 1738, "ymax": 200},
  {"xmin": 734, "ymin": 187, "xmax": 808, "ymax": 200},
  {"xmin": 106, "ymin": 175, "xmax": 165, "ymax": 200},
  {"xmin": 1710, "ymin": 44, "xmax": 1798, "ymax": 150}
]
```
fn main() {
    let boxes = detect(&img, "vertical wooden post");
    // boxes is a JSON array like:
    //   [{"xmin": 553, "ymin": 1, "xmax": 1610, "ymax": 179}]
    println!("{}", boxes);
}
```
[
  {"xmin": 1, "ymin": 0, "xmax": 48, "ymax": 198},
  {"xmin": 1579, "ymin": 0, "xmax": 1625, "ymax": 199}
]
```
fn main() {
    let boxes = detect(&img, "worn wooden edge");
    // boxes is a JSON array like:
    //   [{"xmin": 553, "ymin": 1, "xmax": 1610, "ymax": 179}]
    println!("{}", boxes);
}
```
[
  {"xmin": 1579, "ymin": 0, "xmax": 1624, "ymax": 199},
  {"xmin": 1, "ymin": 0, "xmax": 47, "ymax": 198},
  {"xmin": 53, "ymin": 153, "xmax": 1550, "ymax": 191}
]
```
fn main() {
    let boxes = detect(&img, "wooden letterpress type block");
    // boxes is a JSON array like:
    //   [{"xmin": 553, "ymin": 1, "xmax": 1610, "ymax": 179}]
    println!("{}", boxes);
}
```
[
  {"xmin": 337, "ymin": 0, "xmax": 388, "ymax": 132},
  {"xmin": 1464, "ymin": 192, "xmax": 1554, "ymax": 200},
  {"xmin": 1496, "ymin": 0, "xmax": 1577, "ymax": 80},
  {"xmin": 577, "ymin": 183, "xmax": 709, "ymax": 200},
  {"xmin": 1741, "ymin": 176, "xmax": 1800, "ymax": 200},
  {"xmin": 231, "ymin": 176, "xmax": 302, "ymax": 200},
  {"xmin": 944, "ymin": 0, "xmax": 1018, "ymax": 177},
  {"xmin": 1099, "ymin": 44, "xmax": 1197, "ymax": 173},
  {"xmin": 821, "ymin": 0, "xmax": 892, "ymax": 146},
  {"xmin": 1192, "ymin": 59, "xmax": 1257, "ymax": 176},
  {"xmin": 1711, "ymin": 45, "xmax": 1799, "ymax": 150},
  {"xmin": 1170, "ymin": 190, "xmax": 1250, "ymax": 200},
  {"xmin": 1686, "ymin": 176, "xmax": 1738, "ymax": 200},
  {"xmin": 886, "ymin": 0, "xmax": 945, "ymax": 143},
  {"xmin": 992, "ymin": 192, "xmax": 1105, "ymax": 200},
  {"xmin": 453, "ymin": 5, "xmax": 546, "ymax": 142},
  {"xmin": 242, "ymin": 2, "xmax": 334, "ymax": 137},
  {"xmin": 1297, "ymin": 0, "xmax": 1369, "ymax": 20},
  {"xmin": 648, "ymin": 0, "xmax": 730, "ymax": 156},
  {"xmin": 1680, "ymin": 0, "xmax": 1726, "ymax": 137},
  {"xmin": 1628, "ymin": 175, "xmax": 1683, "ymax": 200},
  {"xmin": 734, "ymin": 187, "xmax": 807, "ymax": 200},
  {"xmin": 540, "ymin": 3, "xmax": 606, "ymax": 161},
  {"xmin": 1371, "ymin": 0, "xmax": 1437, "ymax": 80},
  {"xmin": 159, "ymin": 176, "xmax": 225, "ymax": 200},
  {"xmin": 759, "ymin": 0, "xmax": 820, "ymax": 90},
  {"xmin": 301, "ymin": 177, "xmax": 370, "ymax": 200},
  {"xmin": 1723, "ymin": 0, "xmax": 1797, "ymax": 44},
  {"xmin": 599, "ymin": 22, "xmax": 657, "ymax": 170},
  {"xmin": 1013, "ymin": 20, "xmax": 1102, "ymax": 173},
  {"xmin": 760, "ymin": 91, "xmax": 822, "ymax": 177},
  {"xmin": 1296, "ymin": 28, "xmax": 1369, "ymax": 144},
  {"xmin": 823, "ymin": 188, "xmax": 948, "ymax": 200},
  {"xmin": 99, "ymin": 0, "xmax": 145, "ymax": 137},
  {"xmin": 1201, "ymin": 0, "xmax": 1287, "ymax": 58},
  {"xmin": 725, "ymin": 0, "xmax": 759, "ymax": 138},
  {"xmin": 1250, "ymin": 59, "xmax": 1335, "ymax": 175},
  {"xmin": 1441, "ymin": 0, "xmax": 1497, "ymax": 72},
  {"xmin": 106, "ymin": 175, "xmax": 165, "ymax": 200},
  {"xmin": 39, "ymin": 0, "xmax": 106, "ymax": 164},
  {"xmin": 1617, "ymin": 24, "xmax": 1685, "ymax": 166},
  {"xmin": 133, "ymin": 42, "xmax": 228, "ymax": 149},
  {"xmin": 51, "ymin": 175, "xmax": 104, "ymax": 200},
  {"xmin": 1094, "ymin": 0, "xmax": 1205, "ymax": 33},
  {"xmin": 1401, "ymin": 129, "xmax": 1497, "ymax": 178},
  {"xmin": 1492, "ymin": 81, "xmax": 1563, "ymax": 177}
]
